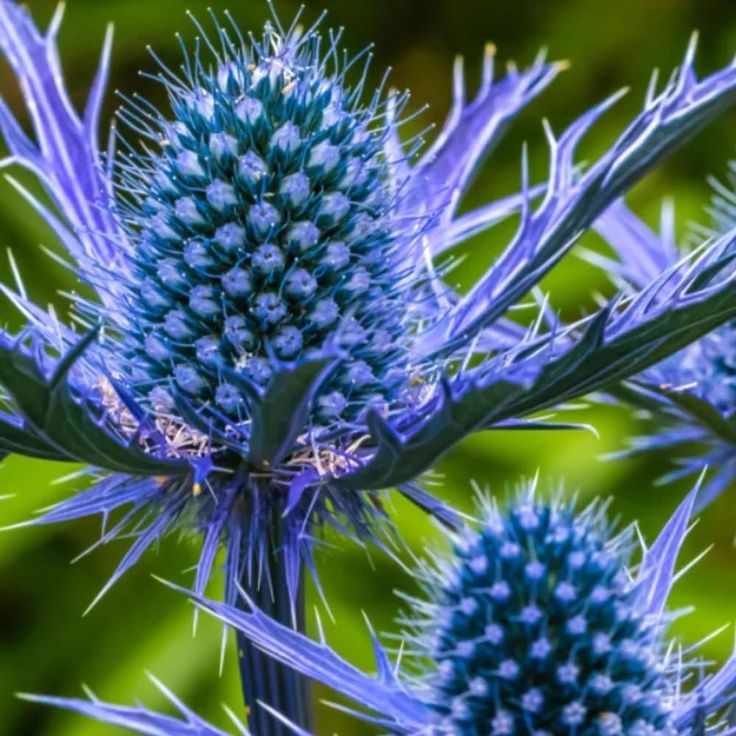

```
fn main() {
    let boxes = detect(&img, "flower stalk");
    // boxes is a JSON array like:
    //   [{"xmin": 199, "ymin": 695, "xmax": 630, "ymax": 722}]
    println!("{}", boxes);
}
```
[{"xmin": 235, "ymin": 502, "xmax": 312, "ymax": 735}]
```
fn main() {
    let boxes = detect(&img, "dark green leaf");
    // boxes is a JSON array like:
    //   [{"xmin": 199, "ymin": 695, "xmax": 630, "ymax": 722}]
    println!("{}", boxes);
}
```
[
  {"xmin": 248, "ymin": 352, "xmax": 340, "ymax": 466},
  {"xmin": 0, "ymin": 332, "xmax": 186, "ymax": 475},
  {"xmin": 0, "ymin": 413, "xmax": 67, "ymax": 460}
]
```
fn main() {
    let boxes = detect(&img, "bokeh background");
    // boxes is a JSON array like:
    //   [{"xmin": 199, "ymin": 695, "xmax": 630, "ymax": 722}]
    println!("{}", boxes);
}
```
[{"xmin": 1, "ymin": 0, "xmax": 736, "ymax": 733}]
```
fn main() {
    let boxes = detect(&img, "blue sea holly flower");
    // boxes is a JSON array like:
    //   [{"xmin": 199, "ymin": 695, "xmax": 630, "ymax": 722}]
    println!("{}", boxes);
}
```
[
  {"xmin": 594, "ymin": 186, "xmax": 736, "ymax": 509},
  {"xmin": 162, "ymin": 486, "xmax": 735, "ymax": 736},
  {"xmin": 4, "ymin": 1, "xmax": 736, "ymax": 726}
]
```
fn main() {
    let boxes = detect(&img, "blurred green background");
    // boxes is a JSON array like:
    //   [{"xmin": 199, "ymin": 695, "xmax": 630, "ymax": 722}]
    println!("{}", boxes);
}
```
[{"xmin": 1, "ymin": 0, "xmax": 736, "ymax": 734}]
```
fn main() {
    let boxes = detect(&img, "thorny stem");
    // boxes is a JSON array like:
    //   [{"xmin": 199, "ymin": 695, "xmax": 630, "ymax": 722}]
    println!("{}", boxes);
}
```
[{"xmin": 236, "ymin": 512, "xmax": 312, "ymax": 735}]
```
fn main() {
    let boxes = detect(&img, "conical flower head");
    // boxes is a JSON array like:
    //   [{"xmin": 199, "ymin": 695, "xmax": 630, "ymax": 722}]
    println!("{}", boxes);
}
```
[
  {"xmin": 117, "ymin": 14, "xmax": 412, "ymax": 426},
  {"xmin": 422, "ymin": 497, "xmax": 669, "ymax": 735}
]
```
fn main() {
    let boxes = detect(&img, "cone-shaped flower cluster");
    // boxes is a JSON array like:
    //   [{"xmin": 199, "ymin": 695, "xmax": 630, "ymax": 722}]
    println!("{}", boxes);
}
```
[
  {"xmin": 424, "ymin": 499, "xmax": 668, "ymax": 734},
  {"xmin": 118, "ymin": 19, "xmax": 414, "ymax": 426}
]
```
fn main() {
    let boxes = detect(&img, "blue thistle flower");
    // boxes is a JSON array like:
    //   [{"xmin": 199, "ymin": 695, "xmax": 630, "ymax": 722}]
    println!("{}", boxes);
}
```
[
  {"xmin": 420, "ymin": 498, "xmax": 669, "ymax": 734},
  {"xmin": 594, "ymin": 189, "xmax": 736, "ymax": 509},
  {"xmin": 194, "ymin": 485, "xmax": 736, "ymax": 734},
  {"xmin": 115, "ymin": 16, "xmax": 416, "ymax": 427},
  {"xmin": 31, "ymin": 484, "xmax": 736, "ymax": 735},
  {"xmin": 3, "ymin": 1, "xmax": 736, "ymax": 726}
]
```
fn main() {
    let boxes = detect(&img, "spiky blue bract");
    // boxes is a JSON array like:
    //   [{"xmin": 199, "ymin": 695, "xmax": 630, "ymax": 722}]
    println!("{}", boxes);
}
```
[
  {"xmin": 2, "ymin": 1, "xmax": 736, "ymax": 617},
  {"xmin": 20, "ymin": 674, "xmax": 251, "ymax": 736},
  {"xmin": 595, "ymin": 189, "xmax": 736, "ymax": 509},
  {"xmin": 181, "ymin": 485, "xmax": 736, "ymax": 736}
]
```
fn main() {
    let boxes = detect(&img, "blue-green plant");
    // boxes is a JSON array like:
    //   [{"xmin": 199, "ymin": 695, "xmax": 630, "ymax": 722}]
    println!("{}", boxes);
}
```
[{"xmin": 2, "ymin": 1, "xmax": 736, "ymax": 732}]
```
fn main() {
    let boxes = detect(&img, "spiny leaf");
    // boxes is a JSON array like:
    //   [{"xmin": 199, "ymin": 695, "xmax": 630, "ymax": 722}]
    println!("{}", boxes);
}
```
[
  {"xmin": 335, "ymin": 259, "xmax": 736, "ymax": 490},
  {"xmin": 0, "ymin": 331, "xmax": 185, "ymax": 475}
]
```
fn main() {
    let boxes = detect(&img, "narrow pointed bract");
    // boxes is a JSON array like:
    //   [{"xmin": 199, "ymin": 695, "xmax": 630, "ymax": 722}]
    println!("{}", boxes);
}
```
[
  {"xmin": 0, "ymin": 3, "xmax": 128, "ymax": 305},
  {"xmin": 20, "ymin": 675, "xmax": 249, "ymax": 736}
]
